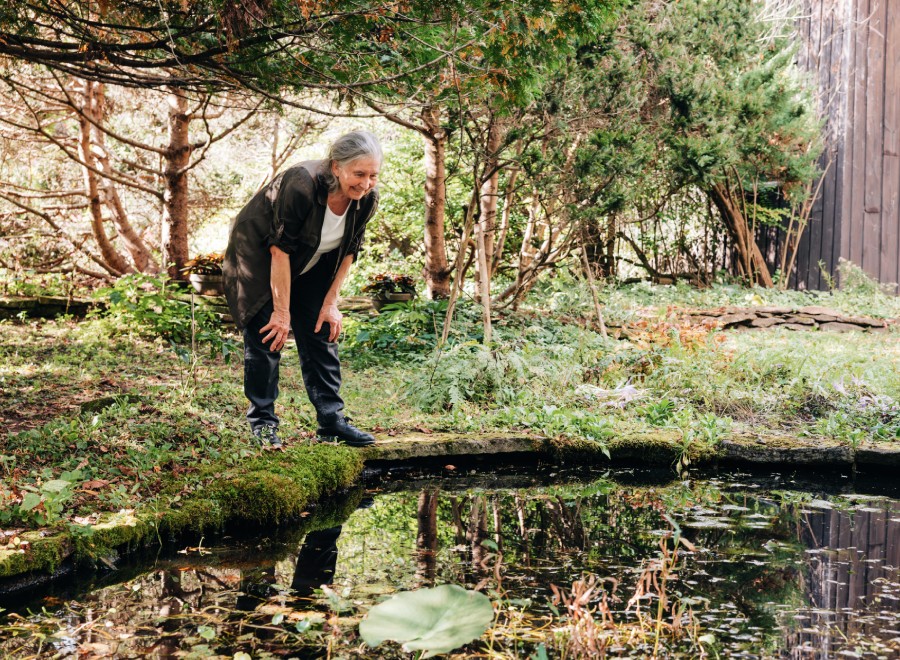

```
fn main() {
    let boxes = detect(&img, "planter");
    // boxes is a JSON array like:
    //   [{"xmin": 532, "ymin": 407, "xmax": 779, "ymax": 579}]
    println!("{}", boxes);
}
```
[
  {"xmin": 188, "ymin": 273, "xmax": 225, "ymax": 297},
  {"xmin": 372, "ymin": 292, "xmax": 414, "ymax": 311}
]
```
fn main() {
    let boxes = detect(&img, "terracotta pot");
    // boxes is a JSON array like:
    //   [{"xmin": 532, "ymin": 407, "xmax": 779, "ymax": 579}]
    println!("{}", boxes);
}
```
[{"xmin": 188, "ymin": 273, "xmax": 225, "ymax": 297}]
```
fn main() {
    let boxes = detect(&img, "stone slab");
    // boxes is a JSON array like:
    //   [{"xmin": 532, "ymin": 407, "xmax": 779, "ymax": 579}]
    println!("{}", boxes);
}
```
[
  {"xmin": 855, "ymin": 443, "xmax": 900, "ymax": 467},
  {"xmin": 720, "ymin": 436, "xmax": 853, "ymax": 465},
  {"xmin": 719, "ymin": 312, "xmax": 757, "ymax": 326},
  {"xmin": 750, "ymin": 317, "xmax": 784, "ymax": 328},
  {"xmin": 819, "ymin": 322, "xmax": 866, "ymax": 333},
  {"xmin": 798, "ymin": 306, "xmax": 844, "ymax": 316},
  {"xmin": 0, "ymin": 296, "xmax": 97, "ymax": 319},
  {"xmin": 754, "ymin": 306, "xmax": 795, "ymax": 314},
  {"xmin": 841, "ymin": 316, "xmax": 887, "ymax": 328},
  {"xmin": 363, "ymin": 433, "xmax": 547, "ymax": 462}
]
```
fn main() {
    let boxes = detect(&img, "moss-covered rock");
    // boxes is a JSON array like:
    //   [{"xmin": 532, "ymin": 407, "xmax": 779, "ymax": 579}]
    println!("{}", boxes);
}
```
[
  {"xmin": 0, "ymin": 532, "xmax": 71, "ymax": 578},
  {"xmin": 0, "ymin": 443, "xmax": 365, "ymax": 582}
]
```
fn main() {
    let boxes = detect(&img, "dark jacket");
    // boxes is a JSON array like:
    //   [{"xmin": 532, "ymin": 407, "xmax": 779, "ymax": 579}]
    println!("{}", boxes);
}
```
[{"xmin": 223, "ymin": 160, "xmax": 378, "ymax": 329}]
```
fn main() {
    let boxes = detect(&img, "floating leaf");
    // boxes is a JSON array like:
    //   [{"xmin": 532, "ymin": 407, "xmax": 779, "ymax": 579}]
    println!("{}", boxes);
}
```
[{"xmin": 360, "ymin": 584, "xmax": 494, "ymax": 658}]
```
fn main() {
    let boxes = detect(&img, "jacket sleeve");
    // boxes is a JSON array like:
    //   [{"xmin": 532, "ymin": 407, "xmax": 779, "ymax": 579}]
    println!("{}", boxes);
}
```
[{"xmin": 267, "ymin": 171, "xmax": 312, "ymax": 254}]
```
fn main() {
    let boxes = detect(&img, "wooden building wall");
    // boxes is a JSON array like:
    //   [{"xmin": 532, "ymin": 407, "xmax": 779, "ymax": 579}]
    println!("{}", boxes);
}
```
[{"xmin": 791, "ymin": 0, "xmax": 900, "ymax": 291}]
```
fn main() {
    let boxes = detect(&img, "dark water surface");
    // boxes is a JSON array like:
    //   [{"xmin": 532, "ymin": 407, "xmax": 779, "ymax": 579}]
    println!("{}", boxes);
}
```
[{"xmin": 1, "ymin": 464, "xmax": 899, "ymax": 658}]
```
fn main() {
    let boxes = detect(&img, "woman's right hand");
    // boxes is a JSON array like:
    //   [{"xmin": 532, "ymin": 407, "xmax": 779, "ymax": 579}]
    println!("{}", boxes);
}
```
[{"xmin": 260, "ymin": 308, "xmax": 291, "ymax": 351}]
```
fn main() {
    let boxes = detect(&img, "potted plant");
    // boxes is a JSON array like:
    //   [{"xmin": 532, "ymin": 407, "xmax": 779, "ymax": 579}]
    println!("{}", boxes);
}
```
[
  {"xmin": 181, "ymin": 252, "xmax": 225, "ymax": 296},
  {"xmin": 362, "ymin": 273, "xmax": 416, "ymax": 310}
]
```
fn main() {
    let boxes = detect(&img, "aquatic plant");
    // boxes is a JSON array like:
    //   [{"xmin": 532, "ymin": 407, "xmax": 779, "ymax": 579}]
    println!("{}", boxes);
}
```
[{"xmin": 359, "ymin": 584, "xmax": 494, "ymax": 657}]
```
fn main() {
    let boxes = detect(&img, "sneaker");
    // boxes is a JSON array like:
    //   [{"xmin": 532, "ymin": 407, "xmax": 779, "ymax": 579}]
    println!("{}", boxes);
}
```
[
  {"xmin": 252, "ymin": 424, "xmax": 282, "ymax": 449},
  {"xmin": 316, "ymin": 418, "xmax": 375, "ymax": 447}
]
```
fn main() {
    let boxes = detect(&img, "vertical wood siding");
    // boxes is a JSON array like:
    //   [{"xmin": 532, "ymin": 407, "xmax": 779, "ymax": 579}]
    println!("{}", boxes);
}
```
[{"xmin": 792, "ymin": 0, "xmax": 900, "ymax": 291}]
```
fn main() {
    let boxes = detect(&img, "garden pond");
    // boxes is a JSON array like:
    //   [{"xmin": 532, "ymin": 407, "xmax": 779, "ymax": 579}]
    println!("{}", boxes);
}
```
[{"xmin": 1, "ymin": 462, "xmax": 898, "ymax": 658}]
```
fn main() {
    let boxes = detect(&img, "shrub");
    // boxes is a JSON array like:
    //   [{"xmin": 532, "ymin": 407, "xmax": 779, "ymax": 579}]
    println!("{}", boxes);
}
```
[{"xmin": 94, "ymin": 273, "xmax": 239, "ymax": 362}]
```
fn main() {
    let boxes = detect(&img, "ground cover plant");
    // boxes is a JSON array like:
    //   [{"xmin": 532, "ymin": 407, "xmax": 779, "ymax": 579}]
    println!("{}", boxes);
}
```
[{"xmin": 1, "ymin": 269, "xmax": 896, "ymax": 551}]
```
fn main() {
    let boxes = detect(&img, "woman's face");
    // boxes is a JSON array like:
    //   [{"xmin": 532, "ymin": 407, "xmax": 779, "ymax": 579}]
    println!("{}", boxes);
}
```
[{"xmin": 332, "ymin": 156, "xmax": 380, "ymax": 200}]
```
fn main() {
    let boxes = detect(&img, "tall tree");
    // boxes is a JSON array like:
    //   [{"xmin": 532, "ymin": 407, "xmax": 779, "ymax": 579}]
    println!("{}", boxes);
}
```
[{"xmin": 0, "ymin": 66, "xmax": 270, "ymax": 277}]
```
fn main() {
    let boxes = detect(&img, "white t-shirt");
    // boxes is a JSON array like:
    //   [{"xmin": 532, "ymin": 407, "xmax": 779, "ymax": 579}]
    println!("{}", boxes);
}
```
[{"xmin": 300, "ymin": 204, "xmax": 348, "ymax": 275}]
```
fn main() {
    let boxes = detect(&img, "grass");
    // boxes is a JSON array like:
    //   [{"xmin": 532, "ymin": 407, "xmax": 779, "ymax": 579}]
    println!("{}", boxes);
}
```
[
  {"xmin": 0, "ymin": 317, "xmax": 365, "ymax": 573},
  {"xmin": 0, "ymin": 271, "xmax": 897, "ymax": 570}
]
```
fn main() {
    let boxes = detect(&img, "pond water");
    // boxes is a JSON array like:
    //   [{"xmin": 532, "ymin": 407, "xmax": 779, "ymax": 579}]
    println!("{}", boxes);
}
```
[{"xmin": 1, "ymin": 463, "xmax": 899, "ymax": 658}]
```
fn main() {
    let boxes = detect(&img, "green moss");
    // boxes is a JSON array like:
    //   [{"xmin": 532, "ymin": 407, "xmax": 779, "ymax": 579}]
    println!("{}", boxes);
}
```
[
  {"xmin": 0, "ymin": 533, "xmax": 71, "ymax": 578},
  {"xmin": 162, "ymin": 497, "xmax": 228, "ymax": 536},
  {"xmin": 162, "ymin": 442, "xmax": 364, "ymax": 533},
  {"xmin": 73, "ymin": 515, "xmax": 156, "ymax": 562},
  {"xmin": 543, "ymin": 436, "xmax": 613, "ymax": 462},
  {"xmin": 608, "ymin": 431, "xmax": 707, "ymax": 464},
  {"xmin": 0, "ymin": 444, "xmax": 365, "ymax": 580}
]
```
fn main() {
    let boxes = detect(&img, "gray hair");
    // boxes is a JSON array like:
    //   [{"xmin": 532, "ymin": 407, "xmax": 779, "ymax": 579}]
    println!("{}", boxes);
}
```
[{"xmin": 320, "ymin": 131, "xmax": 383, "ymax": 193}]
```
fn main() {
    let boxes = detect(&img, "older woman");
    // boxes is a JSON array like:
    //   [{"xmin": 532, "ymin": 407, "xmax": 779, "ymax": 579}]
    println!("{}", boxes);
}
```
[{"xmin": 223, "ymin": 131, "xmax": 381, "ymax": 449}]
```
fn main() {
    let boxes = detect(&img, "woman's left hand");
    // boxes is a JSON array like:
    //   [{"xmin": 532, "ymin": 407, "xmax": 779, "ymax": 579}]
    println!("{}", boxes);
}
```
[{"xmin": 315, "ymin": 302, "xmax": 343, "ymax": 342}]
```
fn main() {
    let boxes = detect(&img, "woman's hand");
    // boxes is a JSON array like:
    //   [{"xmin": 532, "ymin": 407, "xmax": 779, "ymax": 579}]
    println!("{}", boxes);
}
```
[
  {"xmin": 260, "ymin": 308, "xmax": 291, "ymax": 351},
  {"xmin": 315, "ymin": 302, "xmax": 343, "ymax": 342}
]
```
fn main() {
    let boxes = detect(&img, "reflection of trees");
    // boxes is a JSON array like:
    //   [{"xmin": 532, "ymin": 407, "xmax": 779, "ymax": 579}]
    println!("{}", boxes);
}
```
[{"xmin": 416, "ymin": 489, "xmax": 439, "ymax": 586}]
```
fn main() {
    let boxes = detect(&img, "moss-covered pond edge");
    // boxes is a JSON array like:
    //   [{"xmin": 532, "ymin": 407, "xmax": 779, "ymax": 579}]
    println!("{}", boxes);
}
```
[{"xmin": 2, "ymin": 430, "xmax": 898, "ymax": 583}]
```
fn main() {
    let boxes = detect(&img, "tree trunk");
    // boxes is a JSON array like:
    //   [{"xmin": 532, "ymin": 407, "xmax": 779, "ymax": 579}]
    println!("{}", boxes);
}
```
[
  {"xmin": 475, "ymin": 206, "xmax": 492, "ymax": 345},
  {"xmin": 491, "ymin": 166, "xmax": 518, "ymax": 277},
  {"xmin": 163, "ymin": 88, "xmax": 192, "ymax": 279},
  {"xmin": 89, "ymin": 82, "xmax": 157, "ymax": 273},
  {"xmin": 421, "ymin": 105, "xmax": 451, "ymax": 299},
  {"xmin": 477, "ymin": 117, "xmax": 502, "ymax": 292},
  {"xmin": 78, "ymin": 80, "xmax": 131, "ymax": 276},
  {"xmin": 708, "ymin": 183, "xmax": 774, "ymax": 287}
]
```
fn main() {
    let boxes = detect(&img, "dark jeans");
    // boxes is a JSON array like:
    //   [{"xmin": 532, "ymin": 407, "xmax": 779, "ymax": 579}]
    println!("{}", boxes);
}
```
[{"xmin": 243, "ymin": 251, "xmax": 344, "ymax": 430}]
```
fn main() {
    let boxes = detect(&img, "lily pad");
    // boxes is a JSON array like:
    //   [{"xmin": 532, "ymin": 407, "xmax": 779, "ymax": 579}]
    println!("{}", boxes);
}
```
[{"xmin": 359, "ymin": 584, "xmax": 494, "ymax": 658}]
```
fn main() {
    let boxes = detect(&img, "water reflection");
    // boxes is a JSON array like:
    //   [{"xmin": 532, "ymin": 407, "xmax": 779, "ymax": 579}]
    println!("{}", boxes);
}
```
[
  {"xmin": 787, "ymin": 498, "xmax": 900, "ymax": 658},
  {"xmin": 1, "ymin": 468, "xmax": 898, "ymax": 658},
  {"xmin": 236, "ymin": 526, "xmax": 342, "ymax": 611}
]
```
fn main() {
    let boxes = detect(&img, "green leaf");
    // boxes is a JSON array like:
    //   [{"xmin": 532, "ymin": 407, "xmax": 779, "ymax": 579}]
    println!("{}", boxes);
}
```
[
  {"xmin": 271, "ymin": 612, "xmax": 284, "ymax": 625},
  {"xmin": 197, "ymin": 625, "xmax": 216, "ymax": 641},
  {"xmin": 359, "ymin": 585, "xmax": 494, "ymax": 658},
  {"xmin": 42, "ymin": 479, "xmax": 72, "ymax": 494},
  {"xmin": 20, "ymin": 492, "xmax": 42, "ymax": 511}
]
